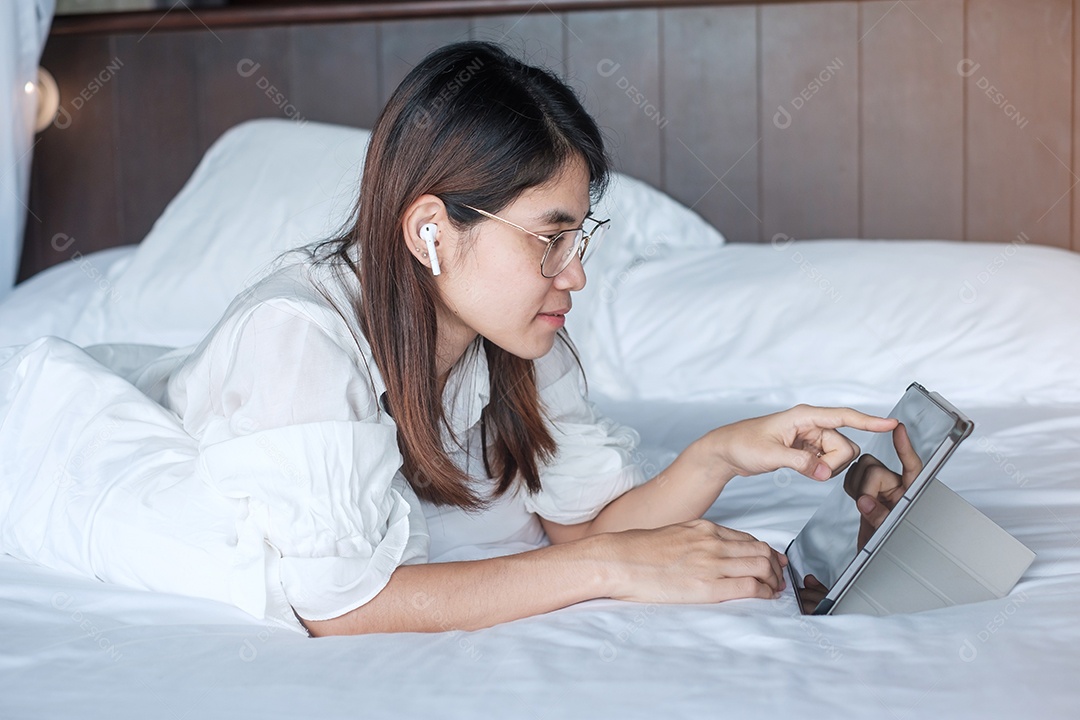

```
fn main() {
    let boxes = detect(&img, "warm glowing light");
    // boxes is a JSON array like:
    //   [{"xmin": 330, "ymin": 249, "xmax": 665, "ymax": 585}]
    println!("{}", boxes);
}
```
[{"xmin": 33, "ymin": 68, "xmax": 60, "ymax": 132}]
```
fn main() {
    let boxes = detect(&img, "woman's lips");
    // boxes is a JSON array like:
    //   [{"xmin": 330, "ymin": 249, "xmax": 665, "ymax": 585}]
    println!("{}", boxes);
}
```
[{"xmin": 538, "ymin": 311, "xmax": 566, "ymax": 327}]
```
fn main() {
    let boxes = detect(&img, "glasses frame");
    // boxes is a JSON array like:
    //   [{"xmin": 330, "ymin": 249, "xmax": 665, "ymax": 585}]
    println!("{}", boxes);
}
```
[{"xmin": 461, "ymin": 204, "xmax": 610, "ymax": 278}]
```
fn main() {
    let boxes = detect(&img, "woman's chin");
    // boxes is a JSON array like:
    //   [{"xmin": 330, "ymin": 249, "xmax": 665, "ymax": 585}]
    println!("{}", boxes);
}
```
[{"xmin": 485, "ymin": 330, "xmax": 557, "ymax": 361}]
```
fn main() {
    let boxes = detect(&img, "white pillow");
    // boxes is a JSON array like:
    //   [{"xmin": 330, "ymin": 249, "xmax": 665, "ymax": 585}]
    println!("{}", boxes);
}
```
[
  {"xmin": 70, "ymin": 119, "xmax": 372, "ymax": 348},
  {"xmin": 582, "ymin": 239, "xmax": 1080, "ymax": 406},
  {"xmin": 567, "ymin": 172, "xmax": 725, "ymax": 374},
  {"xmin": 67, "ymin": 118, "xmax": 723, "ymax": 351},
  {"xmin": 0, "ymin": 246, "xmax": 134, "ymax": 347}
]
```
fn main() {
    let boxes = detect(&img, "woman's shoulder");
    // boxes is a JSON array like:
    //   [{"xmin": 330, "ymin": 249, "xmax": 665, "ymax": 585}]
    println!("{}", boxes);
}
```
[
  {"xmin": 221, "ymin": 251, "xmax": 368, "ymax": 352},
  {"xmin": 161, "ymin": 250, "xmax": 385, "ymax": 430},
  {"xmin": 202, "ymin": 249, "xmax": 372, "ymax": 366}
]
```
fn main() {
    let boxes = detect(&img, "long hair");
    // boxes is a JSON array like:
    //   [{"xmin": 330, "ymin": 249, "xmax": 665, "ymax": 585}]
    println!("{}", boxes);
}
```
[{"xmin": 316, "ymin": 41, "xmax": 610, "ymax": 509}]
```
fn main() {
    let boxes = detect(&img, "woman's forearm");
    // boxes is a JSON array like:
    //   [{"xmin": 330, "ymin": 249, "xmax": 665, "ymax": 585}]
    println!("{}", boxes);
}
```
[
  {"xmin": 553, "ymin": 404, "xmax": 890, "ymax": 542},
  {"xmin": 301, "ymin": 533, "xmax": 614, "ymax": 636},
  {"xmin": 588, "ymin": 436, "xmax": 734, "ymax": 533},
  {"xmin": 542, "ymin": 436, "xmax": 735, "ymax": 544}
]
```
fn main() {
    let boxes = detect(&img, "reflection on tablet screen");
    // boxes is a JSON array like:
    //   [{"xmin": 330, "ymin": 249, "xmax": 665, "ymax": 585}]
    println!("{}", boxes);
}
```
[{"xmin": 787, "ymin": 388, "xmax": 962, "ymax": 613}]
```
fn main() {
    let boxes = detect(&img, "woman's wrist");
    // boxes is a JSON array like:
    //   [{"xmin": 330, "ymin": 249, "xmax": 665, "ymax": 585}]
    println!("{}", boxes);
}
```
[
  {"xmin": 574, "ymin": 531, "xmax": 623, "ymax": 600},
  {"xmin": 686, "ymin": 430, "xmax": 739, "ymax": 488}
]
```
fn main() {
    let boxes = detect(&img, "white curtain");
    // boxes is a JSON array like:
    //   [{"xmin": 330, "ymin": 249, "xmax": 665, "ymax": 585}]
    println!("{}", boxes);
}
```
[{"xmin": 1, "ymin": 0, "xmax": 55, "ymax": 301}]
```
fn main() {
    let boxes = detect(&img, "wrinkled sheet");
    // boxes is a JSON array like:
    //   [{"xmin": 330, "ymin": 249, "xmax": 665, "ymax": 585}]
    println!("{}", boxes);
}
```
[{"xmin": 1, "ymin": 397, "xmax": 1077, "ymax": 719}]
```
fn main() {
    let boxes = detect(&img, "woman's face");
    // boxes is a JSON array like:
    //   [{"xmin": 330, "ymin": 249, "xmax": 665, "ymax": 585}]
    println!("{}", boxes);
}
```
[{"xmin": 433, "ymin": 157, "xmax": 591, "ymax": 363}]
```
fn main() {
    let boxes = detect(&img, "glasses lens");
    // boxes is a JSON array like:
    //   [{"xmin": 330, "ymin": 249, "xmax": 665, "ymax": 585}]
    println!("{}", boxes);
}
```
[
  {"xmin": 541, "ymin": 230, "xmax": 584, "ymax": 277},
  {"xmin": 581, "ymin": 221, "xmax": 608, "ymax": 265}
]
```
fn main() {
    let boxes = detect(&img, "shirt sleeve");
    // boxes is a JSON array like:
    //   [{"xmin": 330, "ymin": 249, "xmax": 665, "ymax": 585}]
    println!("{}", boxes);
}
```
[
  {"xmin": 172, "ymin": 295, "xmax": 429, "ymax": 623},
  {"xmin": 522, "ymin": 337, "xmax": 647, "ymax": 525}
]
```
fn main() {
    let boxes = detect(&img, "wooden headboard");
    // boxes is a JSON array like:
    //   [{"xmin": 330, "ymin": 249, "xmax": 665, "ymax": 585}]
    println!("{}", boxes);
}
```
[{"xmin": 20, "ymin": 0, "xmax": 1080, "ymax": 281}]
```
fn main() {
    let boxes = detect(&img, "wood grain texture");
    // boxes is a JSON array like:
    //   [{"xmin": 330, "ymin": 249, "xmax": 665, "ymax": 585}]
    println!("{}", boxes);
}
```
[
  {"xmin": 193, "ymin": 25, "xmax": 294, "ymax": 155},
  {"xmin": 661, "ymin": 5, "xmax": 759, "ymax": 243},
  {"xmin": 565, "ymin": 9, "xmax": 663, "ymax": 188},
  {"xmin": 19, "ymin": 34, "xmax": 122, "ymax": 282},
  {"xmin": 113, "ymin": 32, "xmax": 201, "ymax": 248},
  {"xmin": 50, "ymin": 0, "xmax": 856, "ymax": 35},
  {"xmin": 966, "ymin": 0, "xmax": 1072, "ymax": 248},
  {"xmin": 289, "ymin": 22, "xmax": 382, "ymax": 129},
  {"xmin": 379, "ymin": 17, "xmax": 472, "ymax": 107},
  {"xmin": 760, "ymin": 2, "xmax": 860, "ymax": 242},
  {"xmin": 1073, "ymin": 0, "xmax": 1080, "ymax": 253},
  {"xmin": 860, "ymin": 0, "xmax": 964, "ymax": 240},
  {"xmin": 22, "ymin": 0, "xmax": 1080, "ymax": 282}
]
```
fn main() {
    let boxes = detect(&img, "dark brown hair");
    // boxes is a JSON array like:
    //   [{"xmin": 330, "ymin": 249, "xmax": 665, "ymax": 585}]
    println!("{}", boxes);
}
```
[{"xmin": 315, "ymin": 41, "xmax": 610, "ymax": 509}]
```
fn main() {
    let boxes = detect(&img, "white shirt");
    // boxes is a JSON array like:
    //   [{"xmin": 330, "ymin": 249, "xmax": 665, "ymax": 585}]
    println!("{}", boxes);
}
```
[{"xmin": 128, "ymin": 250, "xmax": 645, "ymax": 629}]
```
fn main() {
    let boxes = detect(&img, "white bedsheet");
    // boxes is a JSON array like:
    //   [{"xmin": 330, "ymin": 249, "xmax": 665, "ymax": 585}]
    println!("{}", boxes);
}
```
[{"xmin": 2, "ymin": 398, "xmax": 1077, "ymax": 719}]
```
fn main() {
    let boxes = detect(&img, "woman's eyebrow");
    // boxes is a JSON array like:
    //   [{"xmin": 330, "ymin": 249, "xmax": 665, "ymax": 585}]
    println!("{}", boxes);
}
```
[{"xmin": 534, "ymin": 208, "xmax": 581, "ymax": 226}]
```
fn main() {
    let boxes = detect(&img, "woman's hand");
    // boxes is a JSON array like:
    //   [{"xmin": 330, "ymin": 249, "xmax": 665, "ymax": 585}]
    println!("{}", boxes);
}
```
[
  {"xmin": 600, "ymin": 519, "xmax": 788, "ymax": 603},
  {"xmin": 302, "ymin": 519, "xmax": 791, "ymax": 637},
  {"xmin": 843, "ymin": 422, "xmax": 923, "ymax": 550},
  {"xmin": 700, "ymin": 404, "xmax": 898, "ymax": 483},
  {"xmin": 798, "ymin": 574, "xmax": 830, "ymax": 614}
]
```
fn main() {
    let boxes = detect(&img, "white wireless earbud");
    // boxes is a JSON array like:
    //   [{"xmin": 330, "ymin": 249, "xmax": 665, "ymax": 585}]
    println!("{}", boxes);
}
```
[{"xmin": 420, "ymin": 223, "xmax": 441, "ymax": 276}]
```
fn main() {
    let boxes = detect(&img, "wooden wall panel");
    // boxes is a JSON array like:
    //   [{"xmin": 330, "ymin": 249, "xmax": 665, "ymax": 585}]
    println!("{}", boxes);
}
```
[
  {"xmin": 565, "ymin": 9, "xmax": 663, "ymax": 189},
  {"xmin": 378, "ymin": 18, "xmax": 472, "ymax": 108},
  {"xmin": 23, "ymin": 0, "xmax": 1080, "ymax": 283},
  {"xmin": 469, "ymin": 11, "xmax": 566, "ymax": 76},
  {"xmin": 289, "ymin": 23, "xmax": 381, "ymax": 129},
  {"xmin": 113, "ymin": 32, "xmax": 201, "ymax": 248},
  {"xmin": 966, "ymin": 0, "xmax": 1072, "ymax": 248},
  {"xmin": 1073, "ymin": 0, "xmax": 1080, "ymax": 253},
  {"xmin": 760, "ymin": 2, "xmax": 860, "ymax": 242},
  {"xmin": 860, "ymin": 0, "xmax": 964, "ymax": 240},
  {"xmin": 19, "ymin": 34, "xmax": 122, "ymax": 282},
  {"xmin": 193, "ymin": 25, "xmax": 294, "ymax": 154},
  {"xmin": 661, "ymin": 6, "xmax": 759, "ymax": 243}
]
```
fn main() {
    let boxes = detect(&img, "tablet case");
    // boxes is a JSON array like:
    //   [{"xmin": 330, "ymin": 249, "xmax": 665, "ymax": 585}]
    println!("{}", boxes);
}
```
[{"xmin": 828, "ymin": 476, "xmax": 1036, "ymax": 616}]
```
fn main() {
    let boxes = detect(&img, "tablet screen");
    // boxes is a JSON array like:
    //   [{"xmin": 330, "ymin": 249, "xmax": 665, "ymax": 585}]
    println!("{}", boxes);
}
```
[{"xmin": 787, "ymin": 384, "xmax": 969, "ymax": 613}]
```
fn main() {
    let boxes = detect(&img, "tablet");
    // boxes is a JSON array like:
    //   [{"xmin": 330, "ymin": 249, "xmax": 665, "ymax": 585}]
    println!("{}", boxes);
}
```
[{"xmin": 786, "ymin": 382, "xmax": 975, "ymax": 615}]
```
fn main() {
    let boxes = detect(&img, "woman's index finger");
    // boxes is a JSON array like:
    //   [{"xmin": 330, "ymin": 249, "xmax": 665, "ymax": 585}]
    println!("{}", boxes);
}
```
[{"xmin": 803, "ymin": 406, "xmax": 899, "ymax": 432}]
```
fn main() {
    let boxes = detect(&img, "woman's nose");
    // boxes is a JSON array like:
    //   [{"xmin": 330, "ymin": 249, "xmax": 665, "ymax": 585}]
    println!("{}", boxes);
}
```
[{"xmin": 553, "ymin": 254, "xmax": 586, "ymax": 292}]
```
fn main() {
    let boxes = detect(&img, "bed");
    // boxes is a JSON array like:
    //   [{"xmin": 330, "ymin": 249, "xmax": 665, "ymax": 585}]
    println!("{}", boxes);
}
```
[
  {"xmin": 3, "ymin": 115, "xmax": 1080, "ymax": 719},
  {"xmin": 5, "ymin": 0, "xmax": 1080, "ymax": 716}
]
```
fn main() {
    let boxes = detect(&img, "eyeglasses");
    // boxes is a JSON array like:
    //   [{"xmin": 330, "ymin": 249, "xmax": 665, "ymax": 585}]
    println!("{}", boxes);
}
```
[{"xmin": 462, "ymin": 204, "xmax": 610, "ymax": 279}]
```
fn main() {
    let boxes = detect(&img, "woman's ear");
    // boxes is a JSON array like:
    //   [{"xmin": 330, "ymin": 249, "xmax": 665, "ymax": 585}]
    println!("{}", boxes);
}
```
[{"xmin": 401, "ymin": 194, "xmax": 451, "ymax": 274}]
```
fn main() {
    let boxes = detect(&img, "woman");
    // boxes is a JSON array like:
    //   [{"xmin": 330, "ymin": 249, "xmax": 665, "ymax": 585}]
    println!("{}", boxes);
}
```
[{"xmin": 0, "ymin": 41, "xmax": 896, "ymax": 636}]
